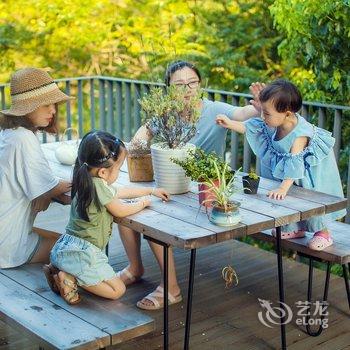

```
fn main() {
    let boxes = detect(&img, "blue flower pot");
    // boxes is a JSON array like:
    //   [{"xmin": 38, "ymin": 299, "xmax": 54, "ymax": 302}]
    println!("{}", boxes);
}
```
[{"xmin": 209, "ymin": 201, "xmax": 241, "ymax": 227}]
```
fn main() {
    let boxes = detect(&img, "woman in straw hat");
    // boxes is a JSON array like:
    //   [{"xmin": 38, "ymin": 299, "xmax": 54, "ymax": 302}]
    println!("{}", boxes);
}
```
[{"xmin": 0, "ymin": 68, "xmax": 72, "ymax": 270}]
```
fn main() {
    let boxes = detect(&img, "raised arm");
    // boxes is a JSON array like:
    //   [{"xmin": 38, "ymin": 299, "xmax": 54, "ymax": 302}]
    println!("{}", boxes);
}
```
[{"xmin": 231, "ymin": 82, "xmax": 265, "ymax": 121}]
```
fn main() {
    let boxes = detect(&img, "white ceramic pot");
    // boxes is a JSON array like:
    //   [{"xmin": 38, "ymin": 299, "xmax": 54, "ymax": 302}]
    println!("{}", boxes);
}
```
[{"xmin": 151, "ymin": 143, "xmax": 195, "ymax": 194}]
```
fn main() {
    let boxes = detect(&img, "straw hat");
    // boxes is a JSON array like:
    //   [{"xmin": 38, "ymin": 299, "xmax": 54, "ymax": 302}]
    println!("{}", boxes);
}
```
[{"xmin": 0, "ymin": 68, "xmax": 73, "ymax": 116}]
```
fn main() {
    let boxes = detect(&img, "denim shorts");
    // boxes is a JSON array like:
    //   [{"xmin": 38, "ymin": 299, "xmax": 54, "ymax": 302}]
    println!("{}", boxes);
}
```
[{"xmin": 50, "ymin": 234, "xmax": 116, "ymax": 287}]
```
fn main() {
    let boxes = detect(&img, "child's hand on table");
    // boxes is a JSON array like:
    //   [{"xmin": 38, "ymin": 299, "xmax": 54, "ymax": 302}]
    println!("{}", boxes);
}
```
[
  {"xmin": 267, "ymin": 188, "xmax": 287, "ymax": 200},
  {"xmin": 152, "ymin": 188, "xmax": 170, "ymax": 202}
]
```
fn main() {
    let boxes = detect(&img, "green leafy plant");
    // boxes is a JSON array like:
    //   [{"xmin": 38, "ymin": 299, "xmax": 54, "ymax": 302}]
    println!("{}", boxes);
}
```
[
  {"xmin": 171, "ymin": 147, "xmax": 232, "ymax": 182},
  {"xmin": 247, "ymin": 171, "xmax": 259, "ymax": 180},
  {"xmin": 139, "ymin": 85, "xmax": 201, "ymax": 149},
  {"xmin": 200, "ymin": 161, "xmax": 241, "ymax": 212}
]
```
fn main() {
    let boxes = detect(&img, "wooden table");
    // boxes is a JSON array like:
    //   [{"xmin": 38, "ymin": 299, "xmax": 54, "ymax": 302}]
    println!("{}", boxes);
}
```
[{"xmin": 42, "ymin": 142, "xmax": 348, "ymax": 350}]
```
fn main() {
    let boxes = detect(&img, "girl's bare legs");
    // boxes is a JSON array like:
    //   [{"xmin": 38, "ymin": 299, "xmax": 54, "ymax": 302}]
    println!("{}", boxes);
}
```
[
  {"xmin": 118, "ymin": 225, "xmax": 145, "ymax": 279},
  {"xmin": 147, "ymin": 241, "xmax": 181, "ymax": 294},
  {"xmin": 29, "ymin": 227, "xmax": 59, "ymax": 264},
  {"xmin": 118, "ymin": 225, "xmax": 181, "ymax": 305},
  {"xmin": 81, "ymin": 277, "xmax": 126, "ymax": 300},
  {"xmin": 55, "ymin": 271, "xmax": 126, "ymax": 301}
]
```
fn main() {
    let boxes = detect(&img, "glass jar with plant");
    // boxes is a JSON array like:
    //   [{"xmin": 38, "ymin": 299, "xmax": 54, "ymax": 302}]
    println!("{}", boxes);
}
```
[
  {"xmin": 242, "ymin": 170, "xmax": 260, "ymax": 194},
  {"xmin": 139, "ymin": 85, "xmax": 201, "ymax": 194},
  {"xmin": 200, "ymin": 161, "xmax": 242, "ymax": 226},
  {"xmin": 126, "ymin": 139, "xmax": 154, "ymax": 182}
]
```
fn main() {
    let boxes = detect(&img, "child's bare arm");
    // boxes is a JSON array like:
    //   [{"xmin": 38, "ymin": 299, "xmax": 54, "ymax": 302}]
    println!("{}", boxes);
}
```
[
  {"xmin": 267, "ymin": 136, "xmax": 309, "ymax": 200},
  {"xmin": 117, "ymin": 186, "xmax": 153, "ymax": 199},
  {"xmin": 106, "ymin": 196, "xmax": 151, "ymax": 218},
  {"xmin": 216, "ymin": 114, "xmax": 246, "ymax": 134},
  {"xmin": 117, "ymin": 187, "xmax": 170, "ymax": 201},
  {"xmin": 267, "ymin": 179, "xmax": 294, "ymax": 200},
  {"xmin": 32, "ymin": 180, "xmax": 72, "ymax": 213},
  {"xmin": 231, "ymin": 105, "xmax": 258, "ymax": 121}
]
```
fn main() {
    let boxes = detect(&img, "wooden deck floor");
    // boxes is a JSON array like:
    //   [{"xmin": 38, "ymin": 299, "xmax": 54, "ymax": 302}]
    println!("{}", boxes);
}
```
[{"xmin": 1, "ymin": 203, "xmax": 349, "ymax": 350}]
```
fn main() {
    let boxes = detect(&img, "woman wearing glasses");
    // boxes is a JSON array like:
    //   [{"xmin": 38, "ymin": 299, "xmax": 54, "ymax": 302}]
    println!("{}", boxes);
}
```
[
  {"xmin": 118, "ymin": 60, "xmax": 261, "ymax": 310},
  {"xmin": 133, "ymin": 60, "xmax": 259, "ymax": 158}
]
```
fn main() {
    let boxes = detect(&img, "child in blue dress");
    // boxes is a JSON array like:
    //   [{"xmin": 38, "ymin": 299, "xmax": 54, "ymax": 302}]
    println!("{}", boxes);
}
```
[
  {"xmin": 48, "ymin": 130, "xmax": 169, "ymax": 304},
  {"xmin": 216, "ymin": 79, "xmax": 346, "ymax": 251}
]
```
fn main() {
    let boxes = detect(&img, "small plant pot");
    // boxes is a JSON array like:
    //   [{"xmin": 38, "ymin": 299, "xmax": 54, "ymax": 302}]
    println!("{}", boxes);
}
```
[
  {"xmin": 198, "ymin": 179, "xmax": 220, "ymax": 208},
  {"xmin": 209, "ymin": 201, "xmax": 241, "ymax": 227},
  {"xmin": 127, "ymin": 154, "xmax": 154, "ymax": 182},
  {"xmin": 242, "ymin": 175, "xmax": 260, "ymax": 194}
]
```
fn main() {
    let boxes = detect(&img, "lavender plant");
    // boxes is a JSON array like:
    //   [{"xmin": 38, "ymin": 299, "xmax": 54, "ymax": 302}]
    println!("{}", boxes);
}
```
[{"xmin": 139, "ymin": 85, "xmax": 201, "ymax": 149}]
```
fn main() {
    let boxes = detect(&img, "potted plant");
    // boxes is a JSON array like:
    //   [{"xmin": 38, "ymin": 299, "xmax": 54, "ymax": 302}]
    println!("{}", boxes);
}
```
[
  {"xmin": 172, "ymin": 148, "xmax": 232, "ymax": 207},
  {"xmin": 139, "ymin": 85, "xmax": 200, "ymax": 194},
  {"xmin": 126, "ymin": 139, "xmax": 154, "ymax": 182},
  {"xmin": 200, "ymin": 161, "xmax": 242, "ymax": 227},
  {"xmin": 242, "ymin": 171, "xmax": 260, "ymax": 194}
]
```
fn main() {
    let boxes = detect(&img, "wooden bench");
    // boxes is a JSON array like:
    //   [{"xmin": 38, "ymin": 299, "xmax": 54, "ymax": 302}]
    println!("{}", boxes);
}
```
[
  {"xmin": 0, "ymin": 263, "xmax": 154, "ymax": 349},
  {"xmin": 251, "ymin": 220, "xmax": 350, "ymax": 336}
]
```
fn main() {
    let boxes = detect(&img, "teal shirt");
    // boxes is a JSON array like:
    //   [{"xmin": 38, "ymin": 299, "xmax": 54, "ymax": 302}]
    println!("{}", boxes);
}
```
[{"xmin": 190, "ymin": 98, "xmax": 237, "ymax": 157}]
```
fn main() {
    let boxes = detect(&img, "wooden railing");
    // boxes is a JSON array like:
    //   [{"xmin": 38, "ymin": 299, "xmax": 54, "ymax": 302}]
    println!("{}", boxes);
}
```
[{"xmin": 1, "ymin": 76, "xmax": 349, "ymax": 222}]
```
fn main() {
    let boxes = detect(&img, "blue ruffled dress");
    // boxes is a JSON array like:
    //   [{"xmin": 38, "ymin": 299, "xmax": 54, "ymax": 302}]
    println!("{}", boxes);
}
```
[{"xmin": 244, "ymin": 114, "xmax": 346, "ymax": 233}]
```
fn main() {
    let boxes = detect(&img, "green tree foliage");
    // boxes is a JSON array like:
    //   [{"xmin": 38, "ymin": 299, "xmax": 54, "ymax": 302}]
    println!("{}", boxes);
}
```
[
  {"xmin": 270, "ymin": 0, "xmax": 350, "ymax": 104},
  {"xmin": 0, "ymin": 0, "xmax": 349, "ymax": 105}
]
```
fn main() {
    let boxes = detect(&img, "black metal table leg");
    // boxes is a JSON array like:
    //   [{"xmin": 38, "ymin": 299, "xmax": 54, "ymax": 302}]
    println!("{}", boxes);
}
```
[
  {"xmin": 305, "ymin": 258, "xmax": 331, "ymax": 336},
  {"xmin": 184, "ymin": 249, "xmax": 197, "ymax": 350},
  {"xmin": 164, "ymin": 242, "xmax": 169, "ymax": 350},
  {"xmin": 342, "ymin": 264, "xmax": 350, "ymax": 310},
  {"xmin": 276, "ymin": 226, "xmax": 287, "ymax": 350},
  {"xmin": 143, "ymin": 235, "xmax": 169, "ymax": 350}
]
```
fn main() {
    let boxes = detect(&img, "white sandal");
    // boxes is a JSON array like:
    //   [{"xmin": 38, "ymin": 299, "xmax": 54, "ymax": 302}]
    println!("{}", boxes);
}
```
[
  {"xmin": 136, "ymin": 286, "xmax": 182, "ymax": 310},
  {"xmin": 116, "ymin": 267, "xmax": 141, "ymax": 286}
]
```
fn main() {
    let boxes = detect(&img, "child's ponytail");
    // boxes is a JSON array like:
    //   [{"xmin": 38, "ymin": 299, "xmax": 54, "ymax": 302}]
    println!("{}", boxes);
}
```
[
  {"xmin": 71, "ymin": 131, "xmax": 125, "ymax": 221},
  {"xmin": 71, "ymin": 159, "xmax": 97, "ymax": 221}
]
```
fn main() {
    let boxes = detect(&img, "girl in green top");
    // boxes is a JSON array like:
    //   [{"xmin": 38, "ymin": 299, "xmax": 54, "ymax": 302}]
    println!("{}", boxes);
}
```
[{"xmin": 48, "ymin": 131, "xmax": 169, "ymax": 304}]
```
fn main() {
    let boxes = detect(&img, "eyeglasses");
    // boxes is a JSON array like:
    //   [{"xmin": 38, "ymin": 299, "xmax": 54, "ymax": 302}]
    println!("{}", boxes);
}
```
[{"xmin": 173, "ymin": 81, "xmax": 200, "ymax": 89}]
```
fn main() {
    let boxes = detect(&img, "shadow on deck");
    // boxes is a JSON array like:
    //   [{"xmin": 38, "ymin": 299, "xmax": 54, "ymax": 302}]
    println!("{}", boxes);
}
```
[{"xmin": 1, "ymin": 203, "xmax": 349, "ymax": 350}]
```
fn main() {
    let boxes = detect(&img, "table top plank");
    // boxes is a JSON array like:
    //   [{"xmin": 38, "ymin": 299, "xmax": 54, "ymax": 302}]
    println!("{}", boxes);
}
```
[
  {"xmin": 257, "ymin": 176, "xmax": 347, "ymax": 213},
  {"xmin": 114, "ymin": 209, "xmax": 218, "ymax": 249},
  {"xmin": 170, "ymin": 193, "xmax": 275, "ymax": 237}
]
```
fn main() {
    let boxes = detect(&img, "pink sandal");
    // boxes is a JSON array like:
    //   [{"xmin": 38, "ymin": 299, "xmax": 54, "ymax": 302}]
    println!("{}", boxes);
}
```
[
  {"xmin": 308, "ymin": 231, "xmax": 333, "ymax": 251},
  {"xmin": 271, "ymin": 229, "xmax": 306, "ymax": 239}
]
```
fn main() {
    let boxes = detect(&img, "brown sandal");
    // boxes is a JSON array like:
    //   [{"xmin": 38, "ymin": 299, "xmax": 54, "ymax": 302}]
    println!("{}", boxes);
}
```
[
  {"xmin": 43, "ymin": 264, "xmax": 60, "ymax": 295},
  {"xmin": 54, "ymin": 274, "xmax": 81, "ymax": 305}
]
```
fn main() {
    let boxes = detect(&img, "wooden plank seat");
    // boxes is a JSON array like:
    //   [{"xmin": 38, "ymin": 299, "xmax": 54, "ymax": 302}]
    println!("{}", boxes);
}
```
[
  {"xmin": 0, "ymin": 264, "xmax": 155, "ymax": 350},
  {"xmin": 251, "ymin": 220, "xmax": 350, "ymax": 337}
]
